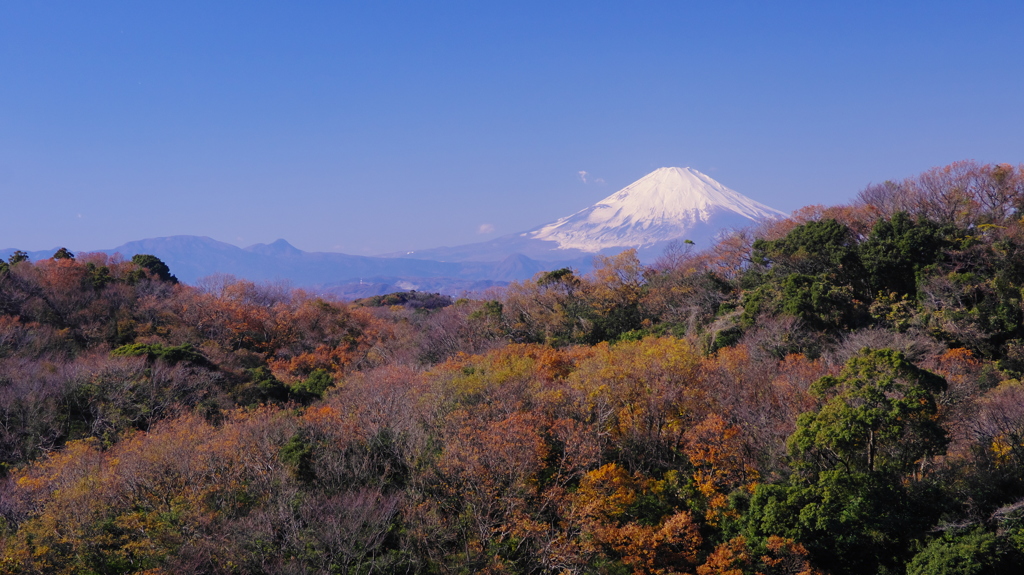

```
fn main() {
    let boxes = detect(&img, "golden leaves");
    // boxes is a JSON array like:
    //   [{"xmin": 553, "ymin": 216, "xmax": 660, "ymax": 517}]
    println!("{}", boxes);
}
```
[{"xmin": 683, "ymin": 414, "xmax": 760, "ymax": 525}]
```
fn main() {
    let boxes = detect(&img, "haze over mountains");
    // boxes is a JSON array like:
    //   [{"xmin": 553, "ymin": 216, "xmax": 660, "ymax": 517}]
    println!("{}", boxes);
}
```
[
  {"xmin": 0, "ymin": 238, "xmax": 539, "ymax": 298},
  {"xmin": 1, "ymin": 168, "xmax": 786, "ymax": 296}
]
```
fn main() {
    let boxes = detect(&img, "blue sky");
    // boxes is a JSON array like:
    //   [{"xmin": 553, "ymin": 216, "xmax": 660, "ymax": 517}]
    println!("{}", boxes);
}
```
[{"xmin": 2, "ymin": 1, "xmax": 1022, "ymax": 255}]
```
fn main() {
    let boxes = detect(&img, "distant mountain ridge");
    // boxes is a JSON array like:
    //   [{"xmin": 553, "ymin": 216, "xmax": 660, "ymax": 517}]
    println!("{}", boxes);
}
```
[
  {"xmin": 1, "ymin": 167, "xmax": 786, "ymax": 296},
  {"xmin": 393, "ymin": 167, "xmax": 786, "ymax": 263},
  {"xmin": 1, "ymin": 237, "xmax": 564, "ymax": 297}
]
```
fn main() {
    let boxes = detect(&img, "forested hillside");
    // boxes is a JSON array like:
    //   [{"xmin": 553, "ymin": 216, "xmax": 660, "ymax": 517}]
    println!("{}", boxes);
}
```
[{"xmin": 3, "ymin": 160, "xmax": 1024, "ymax": 574}]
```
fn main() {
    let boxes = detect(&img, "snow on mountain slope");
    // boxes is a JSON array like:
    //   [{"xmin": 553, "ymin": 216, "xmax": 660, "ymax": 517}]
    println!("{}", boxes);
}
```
[{"xmin": 527, "ymin": 167, "xmax": 786, "ymax": 252}]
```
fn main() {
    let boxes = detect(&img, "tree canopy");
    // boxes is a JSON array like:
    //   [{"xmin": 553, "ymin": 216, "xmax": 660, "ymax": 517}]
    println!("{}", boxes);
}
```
[{"xmin": 2, "ymin": 160, "xmax": 1024, "ymax": 573}]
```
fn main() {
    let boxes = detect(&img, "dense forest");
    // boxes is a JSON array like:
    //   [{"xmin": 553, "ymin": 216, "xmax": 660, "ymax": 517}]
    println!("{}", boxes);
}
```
[{"xmin": 2, "ymin": 160, "xmax": 1024, "ymax": 574}]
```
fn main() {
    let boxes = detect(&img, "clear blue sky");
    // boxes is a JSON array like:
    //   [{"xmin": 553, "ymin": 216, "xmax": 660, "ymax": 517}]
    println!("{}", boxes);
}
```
[{"xmin": 2, "ymin": 1, "xmax": 1022, "ymax": 255}]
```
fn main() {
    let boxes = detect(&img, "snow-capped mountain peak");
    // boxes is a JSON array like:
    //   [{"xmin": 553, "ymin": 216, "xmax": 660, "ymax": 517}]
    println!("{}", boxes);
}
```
[{"xmin": 528, "ymin": 167, "xmax": 786, "ymax": 252}]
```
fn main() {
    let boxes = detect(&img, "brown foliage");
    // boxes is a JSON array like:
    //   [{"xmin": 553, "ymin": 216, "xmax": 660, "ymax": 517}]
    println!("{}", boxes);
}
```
[
  {"xmin": 683, "ymin": 414, "xmax": 760, "ymax": 525},
  {"xmin": 697, "ymin": 346, "xmax": 825, "ymax": 478},
  {"xmin": 857, "ymin": 160, "xmax": 1024, "ymax": 228},
  {"xmin": 1, "ymin": 409, "xmax": 292, "ymax": 574},
  {"xmin": 698, "ymin": 536, "xmax": 823, "ymax": 575},
  {"xmin": 758, "ymin": 204, "xmax": 880, "ymax": 243},
  {"xmin": 571, "ymin": 463, "xmax": 703, "ymax": 575}
]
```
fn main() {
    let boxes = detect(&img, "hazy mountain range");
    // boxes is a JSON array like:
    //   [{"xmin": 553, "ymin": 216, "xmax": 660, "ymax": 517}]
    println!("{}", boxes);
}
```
[
  {"xmin": 0, "ymin": 238, "xmax": 564, "ymax": 297},
  {"xmin": 2, "ymin": 168, "xmax": 785, "ymax": 297}
]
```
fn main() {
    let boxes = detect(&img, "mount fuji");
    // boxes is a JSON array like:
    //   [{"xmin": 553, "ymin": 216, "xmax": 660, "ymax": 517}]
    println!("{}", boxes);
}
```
[{"xmin": 396, "ymin": 167, "xmax": 787, "ymax": 263}]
